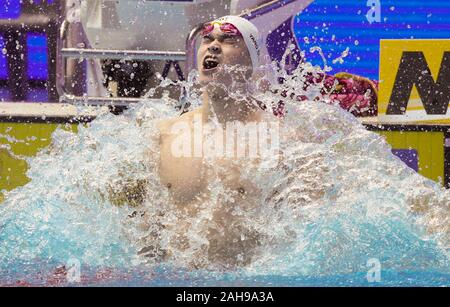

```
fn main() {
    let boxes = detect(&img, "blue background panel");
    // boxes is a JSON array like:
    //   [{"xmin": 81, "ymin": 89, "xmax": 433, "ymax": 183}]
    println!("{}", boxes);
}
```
[
  {"xmin": 26, "ymin": 33, "xmax": 48, "ymax": 80},
  {"xmin": 0, "ymin": 0, "xmax": 55, "ymax": 19},
  {"xmin": 0, "ymin": 0, "xmax": 53, "ymax": 81},
  {"xmin": 0, "ymin": 36, "xmax": 7, "ymax": 79},
  {"xmin": 293, "ymin": 0, "xmax": 450, "ymax": 80},
  {"xmin": 0, "ymin": 0, "xmax": 20, "ymax": 19}
]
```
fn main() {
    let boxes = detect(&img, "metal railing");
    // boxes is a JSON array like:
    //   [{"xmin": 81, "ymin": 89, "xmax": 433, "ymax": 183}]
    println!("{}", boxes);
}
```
[
  {"xmin": 61, "ymin": 48, "xmax": 186, "ymax": 61},
  {"xmin": 56, "ymin": 15, "xmax": 187, "ymax": 106}
]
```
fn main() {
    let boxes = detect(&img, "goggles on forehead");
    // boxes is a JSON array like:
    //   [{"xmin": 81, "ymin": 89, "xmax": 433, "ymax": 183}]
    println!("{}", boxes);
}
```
[{"xmin": 201, "ymin": 21, "xmax": 242, "ymax": 37}]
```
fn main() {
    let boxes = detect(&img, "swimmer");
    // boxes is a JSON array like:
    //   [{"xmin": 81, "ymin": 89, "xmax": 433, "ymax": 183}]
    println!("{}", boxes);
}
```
[
  {"xmin": 156, "ymin": 16, "xmax": 269, "ymax": 267},
  {"xmin": 157, "ymin": 15, "xmax": 378, "ymax": 206},
  {"xmin": 158, "ymin": 16, "xmax": 268, "ymax": 208},
  {"xmin": 153, "ymin": 16, "xmax": 379, "ymax": 268}
]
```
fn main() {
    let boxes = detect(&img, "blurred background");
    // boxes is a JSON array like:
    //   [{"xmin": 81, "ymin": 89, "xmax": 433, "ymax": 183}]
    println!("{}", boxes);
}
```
[{"xmin": 0, "ymin": 0, "xmax": 449, "ymax": 103}]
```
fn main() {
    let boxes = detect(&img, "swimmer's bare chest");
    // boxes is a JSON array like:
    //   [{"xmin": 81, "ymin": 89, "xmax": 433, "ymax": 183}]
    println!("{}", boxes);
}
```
[
  {"xmin": 159, "ymin": 153, "xmax": 206, "ymax": 204},
  {"xmin": 157, "ymin": 113, "xmax": 259, "ymax": 206},
  {"xmin": 159, "ymin": 142, "xmax": 257, "ymax": 207},
  {"xmin": 159, "ymin": 153, "xmax": 255, "ymax": 205}
]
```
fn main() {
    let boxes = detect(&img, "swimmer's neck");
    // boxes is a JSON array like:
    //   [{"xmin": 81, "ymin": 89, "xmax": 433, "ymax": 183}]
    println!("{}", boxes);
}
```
[{"xmin": 201, "ymin": 90, "xmax": 261, "ymax": 124}]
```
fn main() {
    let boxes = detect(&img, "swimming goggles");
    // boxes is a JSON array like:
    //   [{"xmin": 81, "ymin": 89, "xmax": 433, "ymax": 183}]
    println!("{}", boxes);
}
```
[{"xmin": 201, "ymin": 21, "xmax": 242, "ymax": 37}]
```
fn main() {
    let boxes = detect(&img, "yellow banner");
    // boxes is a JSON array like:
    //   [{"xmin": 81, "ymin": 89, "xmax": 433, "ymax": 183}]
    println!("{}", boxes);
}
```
[{"xmin": 379, "ymin": 39, "xmax": 450, "ymax": 123}]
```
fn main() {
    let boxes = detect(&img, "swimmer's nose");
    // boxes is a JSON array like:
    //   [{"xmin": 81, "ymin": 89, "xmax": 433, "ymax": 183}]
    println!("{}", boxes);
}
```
[{"xmin": 208, "ymin": 44, "xmax": 221, "ymax": 54}]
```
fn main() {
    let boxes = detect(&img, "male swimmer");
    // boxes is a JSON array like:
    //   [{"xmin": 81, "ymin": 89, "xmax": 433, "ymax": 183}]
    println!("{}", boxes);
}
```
[
  {"xmin": 158, "ymin": 15, "xmax": 377, "ymax": 207},
  {"xmin": 153, "ymin": 16, "xmax": 378, "ymax": 267},
  {"xmin": 156, "ymin": 16, "xmax": 271, "ymax": 267},
  {"xmin": 158, "ymin": 16, "xmax": 268, "ymax": 208}
]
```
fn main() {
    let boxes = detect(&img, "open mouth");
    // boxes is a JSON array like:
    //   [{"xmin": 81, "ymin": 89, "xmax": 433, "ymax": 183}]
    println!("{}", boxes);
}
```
[{"xmin": 203, "ymin": 56, "xmax": 220, "ymax": 71}]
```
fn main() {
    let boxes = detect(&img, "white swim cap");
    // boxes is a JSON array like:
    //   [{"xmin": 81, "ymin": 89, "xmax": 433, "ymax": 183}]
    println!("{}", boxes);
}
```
[{"xmin": 210, "ymin": 15, "xmax": 262, "ymax": 71}]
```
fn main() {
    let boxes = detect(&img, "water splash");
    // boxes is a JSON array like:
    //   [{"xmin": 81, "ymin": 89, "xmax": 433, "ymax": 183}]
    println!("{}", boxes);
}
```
[{"xmin": 0, "ymin": 56, "xmax": 448, "ymax": 285}]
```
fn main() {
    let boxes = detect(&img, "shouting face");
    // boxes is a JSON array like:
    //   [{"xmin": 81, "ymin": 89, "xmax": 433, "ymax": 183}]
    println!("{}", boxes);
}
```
[{"xmin": 197, "ymin": 23, "xmax": 253, "ymax": 86}]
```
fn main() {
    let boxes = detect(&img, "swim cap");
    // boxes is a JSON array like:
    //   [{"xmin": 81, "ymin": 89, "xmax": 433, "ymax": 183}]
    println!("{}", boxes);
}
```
[{"xmin": 210, "ymin": 15, "xmax": 262, "ymax": 71}]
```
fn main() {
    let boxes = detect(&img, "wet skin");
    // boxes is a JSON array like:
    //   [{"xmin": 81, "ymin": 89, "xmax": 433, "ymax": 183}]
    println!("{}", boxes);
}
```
[
  {"xmin": 158, "ymin": 26, "xmax": 260, "ymax": 208},
  {"xmin": 155, "ymin": 26, "xmax": 267, "ymax": 266}
]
